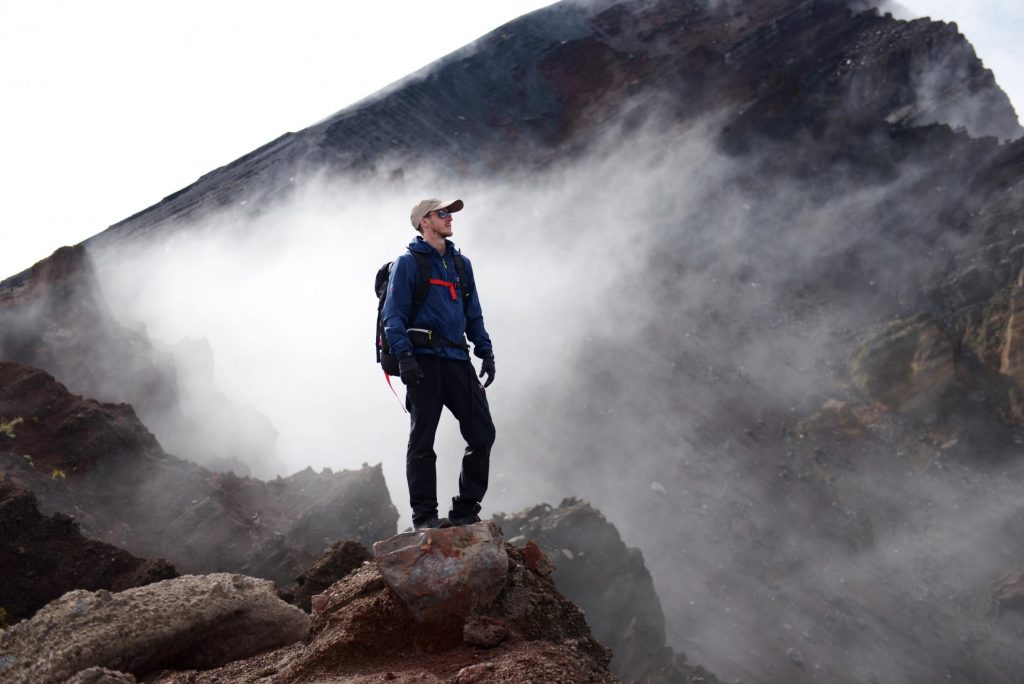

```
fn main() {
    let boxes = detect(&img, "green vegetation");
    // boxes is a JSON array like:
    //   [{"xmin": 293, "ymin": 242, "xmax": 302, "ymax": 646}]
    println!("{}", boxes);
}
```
[{"xmin": 0, "ymin": 417, "xmax": 23, "ymax": 438}]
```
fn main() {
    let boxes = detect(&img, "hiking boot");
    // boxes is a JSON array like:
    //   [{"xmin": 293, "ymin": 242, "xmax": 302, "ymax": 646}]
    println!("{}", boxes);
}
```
[
  {"xmin": 449, "ymin": 513, "xmax": 481, "ymax": 527},
  {"xmin": 414, "ymin": 517, "xmax": 452, "ymax": 530}
]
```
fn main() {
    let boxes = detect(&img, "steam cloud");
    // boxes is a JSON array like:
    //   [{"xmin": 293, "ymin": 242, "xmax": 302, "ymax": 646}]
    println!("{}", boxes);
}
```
[{"xmin": 86, "ymin": 94, "xmax": 1024, "ymax": 682}]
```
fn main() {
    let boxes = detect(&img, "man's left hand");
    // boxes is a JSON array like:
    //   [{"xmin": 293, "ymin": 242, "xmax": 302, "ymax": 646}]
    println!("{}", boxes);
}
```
[{"xmin": 479, "ymin": 355, "xmax": 495, "ymax": 388}]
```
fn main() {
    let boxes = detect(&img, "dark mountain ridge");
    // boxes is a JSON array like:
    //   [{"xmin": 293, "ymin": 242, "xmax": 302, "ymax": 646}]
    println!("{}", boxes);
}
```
[{"xmin": 0, "ymin": 0, "xmax": 1007, "ymax": 270}]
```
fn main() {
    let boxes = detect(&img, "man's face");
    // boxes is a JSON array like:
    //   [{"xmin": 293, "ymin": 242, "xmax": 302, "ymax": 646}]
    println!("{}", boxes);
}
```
[{"xmin": 420, "ymin": 208, "xmax": 454, "ymax": 237}]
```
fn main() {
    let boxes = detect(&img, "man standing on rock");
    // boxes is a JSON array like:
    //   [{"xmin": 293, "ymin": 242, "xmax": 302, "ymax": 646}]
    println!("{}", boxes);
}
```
[{"xmin": 382, "ymin": 198, "xmax": 496, "ymax": 530}]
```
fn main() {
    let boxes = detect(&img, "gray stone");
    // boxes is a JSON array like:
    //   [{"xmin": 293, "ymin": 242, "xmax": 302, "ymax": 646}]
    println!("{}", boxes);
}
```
[
  {"xmin": 0, "ymin": 573, "xmax": 309, "ymax": 683},
  {"xmin": 65, "ymin": 667, "xmax": 137, "ymax": 684}
]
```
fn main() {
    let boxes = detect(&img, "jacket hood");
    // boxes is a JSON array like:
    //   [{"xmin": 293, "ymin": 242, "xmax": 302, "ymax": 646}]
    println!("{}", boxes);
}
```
[{"xmin": 407, "ymin": 235, "xmax": 456, "ymax": 256}]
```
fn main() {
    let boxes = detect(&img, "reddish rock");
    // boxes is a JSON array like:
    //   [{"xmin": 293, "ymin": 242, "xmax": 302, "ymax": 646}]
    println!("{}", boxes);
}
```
[
  {"xmin": 372, "ymin": 522, "xmax": 508, "ymax": 624},
  {"xmin": 522, "ymin": 540, "xmax": 555, "ymax": 576},
  {"xmin": 463, "ymin": 615, "xmax": 510, "ymax": 649}
]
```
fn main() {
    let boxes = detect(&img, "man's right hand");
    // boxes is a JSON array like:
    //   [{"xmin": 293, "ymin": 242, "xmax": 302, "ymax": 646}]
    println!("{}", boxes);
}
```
[{"xmin": 398, "ymin": 352, "xmax": 424, "ymax": 386}]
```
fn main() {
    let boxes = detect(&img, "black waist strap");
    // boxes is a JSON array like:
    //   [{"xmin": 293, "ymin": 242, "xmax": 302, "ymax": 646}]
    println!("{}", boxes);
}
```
[{"xmin": 408, "ymin": 328, "xmax": 468, "ymax": 351}]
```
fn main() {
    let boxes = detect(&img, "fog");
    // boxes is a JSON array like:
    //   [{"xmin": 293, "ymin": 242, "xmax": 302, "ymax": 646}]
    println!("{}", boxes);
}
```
[
  {"xmin": 78, "ymin": 88, "xmax": 1024, "ymax": 682},
  {"xmin": 93, "ymin": 113, "xmax": 809, "ymax": 508}
]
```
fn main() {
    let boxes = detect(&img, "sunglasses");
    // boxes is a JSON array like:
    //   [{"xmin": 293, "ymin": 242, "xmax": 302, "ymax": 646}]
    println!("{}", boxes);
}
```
[{"xmin": 433, "ymin": 209, "xmax": 453, "ymax": 219}]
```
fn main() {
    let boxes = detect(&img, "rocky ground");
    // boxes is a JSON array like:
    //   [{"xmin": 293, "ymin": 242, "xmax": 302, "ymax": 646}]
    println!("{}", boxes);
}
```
[
  {"xmin": 0, "ymin": 524, "xmax": 631, "ymax": 684},
  {"xmin": 153, "ymin": 525, "xmax": 620, "ymax": 684},
  {"xmin": 0, "ymin": 356, "xmax": 702, "ymax": 680}
]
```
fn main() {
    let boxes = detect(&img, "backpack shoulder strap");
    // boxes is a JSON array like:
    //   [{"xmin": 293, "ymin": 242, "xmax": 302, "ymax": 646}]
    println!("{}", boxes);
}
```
[
  {"xmin": 409, "ymin": 250, "xmax": 433, "ymax": 325},
  {"xmin": 453, "ymin": 252, "xmax": 472, "ymax": 315}
]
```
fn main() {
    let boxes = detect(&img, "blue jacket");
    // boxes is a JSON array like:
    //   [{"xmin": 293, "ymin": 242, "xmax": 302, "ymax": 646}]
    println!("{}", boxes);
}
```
[{"xmin": 382, "ymin": 236, "xmax": 493, "ymax": 361}]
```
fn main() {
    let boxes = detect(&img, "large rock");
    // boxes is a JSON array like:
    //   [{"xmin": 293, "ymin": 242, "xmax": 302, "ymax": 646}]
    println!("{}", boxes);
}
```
[
  {"xmin": 0, "ymin": 477, "xmax": 177, "ymax": 624},
  {"xmin": 372, "ymin": 522, "xmax": 508, "ymax": 624},
  {"xmin": 850, "ymin": 315, "xmax": 960, "ymax": 417},
  {"xmin": 992, "ymin": 568, "xmax": 1024, "ymax": 615},
  {"xmin": 848, "ymin": 315, "xmax": 1024, "ymax": 457},
  {"xmin": 0, "ymin": 573, "xmax": 309, "ymax": 683}
]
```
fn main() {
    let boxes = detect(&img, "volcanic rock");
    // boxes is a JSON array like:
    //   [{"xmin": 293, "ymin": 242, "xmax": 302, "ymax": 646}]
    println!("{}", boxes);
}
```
[
  {"xmin": 0, "ymin": 476, "xmax": 177, "ymax": 624},
  {"xmin": 65, "ymin": 668, "xmax": 137, "ymax": 684},
  {"xmin": 992, "ymin": 568, "xmax": 1024, "ymax": 615},
  {"xmin": 0, "ymin": 361, "xmax": 397, "ymax": 587},
  {"xmin": 851, "ymin": 313, "xmax": 1024, "ymax": 420},
  {"xmin": 0, "ymin": 573, "xmax": 309, "ymax": 683},
  {"xmin": 463, "ymin": 615, "xmax": 510, "ymax": 649},
  {"xmin": 494, "ymin": 498, "xmax": 708, "ymax": 684},
  {"xmin": 850, "ymin": 315, "xmax": 960, "ymax": 416},
  {"xmin": 372, "ymin": 522, "xmax": 509, "ymax": 625},
  {"xmin": 290, "ymin": 539, "xmax": 371, "ymax": 611},
  {"xmin": 849, "ymin": 314, "xmax": 1024, "ymax": 459}
]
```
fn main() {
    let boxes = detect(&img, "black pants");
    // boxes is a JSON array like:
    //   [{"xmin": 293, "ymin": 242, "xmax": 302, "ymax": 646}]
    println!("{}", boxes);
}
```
[{"xmin": 406, "ymin": 356, "xmax": 496, "ymax": 526}]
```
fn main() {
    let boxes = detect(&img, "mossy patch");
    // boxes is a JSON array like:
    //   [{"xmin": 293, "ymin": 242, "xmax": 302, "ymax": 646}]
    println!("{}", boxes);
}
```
[{"xmin": 0, "ymin": 417, "xmax": 23, "ymax": 438}]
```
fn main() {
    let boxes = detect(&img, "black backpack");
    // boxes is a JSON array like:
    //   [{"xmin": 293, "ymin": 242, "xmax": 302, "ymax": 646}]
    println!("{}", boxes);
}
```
[{"xmin": 375, "ymin": 249, "xmax": 472, "ymax": 375}]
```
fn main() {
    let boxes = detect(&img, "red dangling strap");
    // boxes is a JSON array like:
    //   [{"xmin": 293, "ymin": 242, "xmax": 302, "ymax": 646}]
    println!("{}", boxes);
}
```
[{"xmin": 384, "ymin": 370, "xmax": 408, "ymax": 413}]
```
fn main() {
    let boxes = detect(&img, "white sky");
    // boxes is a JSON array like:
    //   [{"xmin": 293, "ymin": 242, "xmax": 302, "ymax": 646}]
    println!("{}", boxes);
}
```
[{"xmin": 1, "ymin": 0, "xmax": 1021, "ymax": 281}]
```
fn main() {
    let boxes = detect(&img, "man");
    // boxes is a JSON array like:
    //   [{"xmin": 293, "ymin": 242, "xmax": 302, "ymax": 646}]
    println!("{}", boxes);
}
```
[{"xmin": 382, "ymin": 198, "xmax": 496, "ymax": 530}]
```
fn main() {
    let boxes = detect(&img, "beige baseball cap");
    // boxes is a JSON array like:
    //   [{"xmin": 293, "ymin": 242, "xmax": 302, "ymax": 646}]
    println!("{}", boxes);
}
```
[{"xmin": 410, "ymin": 198, "xmax": 464, "ymax": 229}]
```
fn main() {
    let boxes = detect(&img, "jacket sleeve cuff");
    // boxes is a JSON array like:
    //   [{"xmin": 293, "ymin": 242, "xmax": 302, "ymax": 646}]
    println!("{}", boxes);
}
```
[{"xmin": 475, "ymin": 348, "xmax": 494, "ymax": 359}]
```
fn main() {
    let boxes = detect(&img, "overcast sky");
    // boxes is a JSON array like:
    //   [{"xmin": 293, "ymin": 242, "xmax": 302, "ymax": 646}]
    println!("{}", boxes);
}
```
[{"xmin": 1, "ymin": 0, "xmax": 1021, "ymax": 281}]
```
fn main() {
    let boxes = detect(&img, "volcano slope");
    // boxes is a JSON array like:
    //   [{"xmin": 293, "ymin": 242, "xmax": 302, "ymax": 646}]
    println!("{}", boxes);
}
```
[{"xmin": 4, "ymin": 0, "xmax": 1024, "ymax": 682}]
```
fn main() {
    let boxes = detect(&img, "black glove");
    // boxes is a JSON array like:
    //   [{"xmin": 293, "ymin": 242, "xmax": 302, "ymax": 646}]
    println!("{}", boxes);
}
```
[
  {"xmin": 478, "ymin": 353, "xmax": 495, "ymax": 388},
  {"xmin": 398, "ymin": 352, "xmax": 424, "ymax": 386}
]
